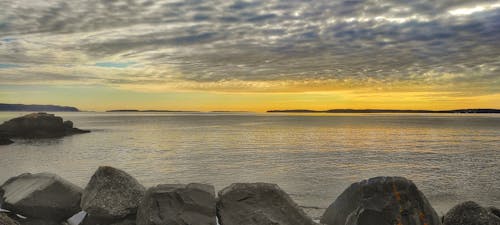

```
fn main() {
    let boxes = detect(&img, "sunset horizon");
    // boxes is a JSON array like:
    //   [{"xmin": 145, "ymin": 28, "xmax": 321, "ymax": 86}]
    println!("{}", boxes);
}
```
[
  {"xmin": 1, "ymin": 1, "xmax": 499, "ymax": 112},
  {"xmin": 0, "ymin": 1, "xmax": 499, "ymax": 224}
]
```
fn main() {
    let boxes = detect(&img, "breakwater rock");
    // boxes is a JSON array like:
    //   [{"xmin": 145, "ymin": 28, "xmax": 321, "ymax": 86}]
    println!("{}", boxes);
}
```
[
  {"xmin": 443, "ymin": 201, "xmax": 500, "ymax": 225},
  {"xmin": 0, "ymin": 166, "xmax": 498, "ymax": 225},
  {"xmin": 0, "ymin": 112, "xmax": 89, "ymax": 141},
  {"xmin": 320, "ymin": 176, "xmax": 440, "ymax": 225}
]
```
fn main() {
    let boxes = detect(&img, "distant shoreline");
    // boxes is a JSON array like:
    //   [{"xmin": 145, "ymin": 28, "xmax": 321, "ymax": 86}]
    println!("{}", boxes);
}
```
[
  {"xmin": 267, "ymin": 109, "xmax": 500, "ymax": 113},
  {"xmin": 106, "ymin": 109, "xmax": 200, "ymax": 112},
  {"xmin": 0, "ymin": 103, "xmax": 79, "ymax": 112}
]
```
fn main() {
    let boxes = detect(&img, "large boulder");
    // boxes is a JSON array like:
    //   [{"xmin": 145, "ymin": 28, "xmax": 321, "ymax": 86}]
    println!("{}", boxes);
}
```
[
  {"xmin": 0, "ymin": 112, "xmax": 89, "ymax": 138},
  {"xmin": 443, "ymin": 201, "xmax": 500, "ymax": 225},
  {"xmin": 320, "ymin": 176, "xmax": 441, "ymax": 225},
  {"xmin": 136, "ymin": 183, "xmax": 216, "ymax": 225},
  {"xmin": 216, "ymin": 183, "xmax": 317, "ymax": 225},
  {"xmin": 0, "ymin": 173, "xmax": 82, "ymax": 221},
  {"xmin": 81, "ymin": 166, "xmax": 145, "ymax": 220}
]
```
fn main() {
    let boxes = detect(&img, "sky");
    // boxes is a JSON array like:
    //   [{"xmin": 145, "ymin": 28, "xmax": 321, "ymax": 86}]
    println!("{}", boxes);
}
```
[{"xmin": 0, "ymin": 0, "xmax": 499, "ymax": 111}]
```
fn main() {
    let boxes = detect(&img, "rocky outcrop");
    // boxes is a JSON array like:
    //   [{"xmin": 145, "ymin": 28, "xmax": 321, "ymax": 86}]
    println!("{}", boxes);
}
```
[
  {"xmin": 136, "ymin": 183, "xmax": 216, "ymax": 225},
  {"xmin": 443, "ymin": 201, "xmax": 500, "ymax": 225},
  {"xmin": 0, "ymin": 112, "xmax": 89, "ymax": 139},
  {"xmin": 217, "ymin": 183, "xmax": 317, "ymax": 225},
  {"xmin": 81, "ymin": 166, "xmax": 145, "ymax": 220},
  {"xmin": 0, "ymin": 173, "xmax": 82, "ymax": 222},
  {"xmin": 320, "ymin": 176, "xmax": 441, "ymax": 225}
]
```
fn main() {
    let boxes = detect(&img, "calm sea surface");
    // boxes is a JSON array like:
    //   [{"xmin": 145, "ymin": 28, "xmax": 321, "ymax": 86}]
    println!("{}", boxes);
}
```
[{"xmin": 0, "ymin": 112, "xmax": 499, "ymax": 218}]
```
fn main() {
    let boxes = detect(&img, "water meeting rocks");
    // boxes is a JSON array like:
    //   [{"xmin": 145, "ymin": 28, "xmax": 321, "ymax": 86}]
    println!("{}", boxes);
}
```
[
  {"xmin": 443, "ymin": 201, "xmax": 500, "ymax": 225},
  {"xmin": 216, "ymin": 183, "xmax": 317, "ymax": 225},
  {"xmin": 0, "ymin": 134, "xmax": 13, "ymax": 145},
  {"xmin": 0, "ymin": 112, "xmax": 89, "ymax": 138},
  {"xmin": 0, "ymin": 173, "xmax": 83, "ymax": 221},
  {"xmin": 136, "ymin": 183, "xmax": 216, "ymax": 225},
  {"xmin": 320, "ymin": 176, "xmax": 441, "ymax": 225},
  {"xmin": 81, "ymin": 166, "xmax": 146, "ymax": 219}
]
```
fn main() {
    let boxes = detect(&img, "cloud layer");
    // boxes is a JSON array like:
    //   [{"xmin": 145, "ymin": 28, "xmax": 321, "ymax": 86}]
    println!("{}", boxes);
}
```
[{"xmin": 1, "ymin": 0, "xmax": 499, "ymax": 94}]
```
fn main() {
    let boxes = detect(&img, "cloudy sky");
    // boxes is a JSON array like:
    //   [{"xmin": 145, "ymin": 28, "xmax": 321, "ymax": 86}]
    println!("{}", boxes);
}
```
[{"xmin": 1, "ymin": 0, "xmax": 499, "ymax": 111}]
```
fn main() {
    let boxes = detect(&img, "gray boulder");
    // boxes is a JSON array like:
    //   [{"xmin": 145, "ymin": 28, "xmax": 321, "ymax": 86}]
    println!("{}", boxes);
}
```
[
  {"xmin": 0, "ymin": 173, "xmax": 82, "ymax": 221},
  {"xmin": 217, "ymin": 183, "xmax": 316, "ymax": 225},
  {"xmin": 321, "ymin": 176, "xmax": 441, "ymax": 225},
  {"xmin": 81, "ymin": 166, "xmax": 145, "ymax": 219},
  {"xmin": 136, "ymin": 183, "xmax": 216, "ymax": 225},
  {"xmin": 443, "ymin": 201, "xmax": 500, "ymax": 225},
  {"xmin": 0, "ymin": 112, "xmax": 89, "ymax": 138},
  {"xmin": 0, "ymin": 213, "xmax": 20, "ymax": 225}
]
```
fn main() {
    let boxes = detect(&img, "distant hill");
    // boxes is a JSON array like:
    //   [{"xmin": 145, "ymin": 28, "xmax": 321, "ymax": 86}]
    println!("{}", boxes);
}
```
[
  {"xmin": 0, "ymin": 103, "xmax": 79, "ymax": 112},
  {"xmin": 267, "ymin": 109, "xmax": 500, "ymax": 113}
]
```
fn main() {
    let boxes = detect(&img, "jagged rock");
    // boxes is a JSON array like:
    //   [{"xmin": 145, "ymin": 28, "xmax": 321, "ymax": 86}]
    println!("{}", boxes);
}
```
[
  {"xmin": 0, "ymin": 173, "xmax": 82, "ymax": 222},
  {"xmin": 136, "ymin": 183, "xmax": 216, "ymax": 225},
  {"xmin": 0, "ymin": 213, "xmax": 20, "ymax": 225},
  {"xmin": 443, "ymin": 201, "xmax": 500, "ymax": 225},
  {"xmin": 0, "ymin": 112, "xmax": 89, "ymax": 138},
  {"xmin": 81, "ymin": 166, "xmax": 145, "ymax": 219},
  {"xmin": 321, "ymin": 176, "xmax": 441, "ymax": 225},
  {"xmin": 217, "ymin": 183, "xmax": 316, "ymax": 225}
]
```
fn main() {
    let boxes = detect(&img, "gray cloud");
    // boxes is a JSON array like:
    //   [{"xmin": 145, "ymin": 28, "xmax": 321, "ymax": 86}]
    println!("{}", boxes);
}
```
[{"xmin": 0, "ymin": 0, "xmax": 499, "ymax": 93}]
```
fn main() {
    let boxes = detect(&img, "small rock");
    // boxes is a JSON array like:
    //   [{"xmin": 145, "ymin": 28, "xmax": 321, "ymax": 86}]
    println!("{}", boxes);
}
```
[
  {"xmin": 136, "ymin": 183, "xmax": 216, "ymax": 225},
  {"xmin": 217, "ymin": 183, "xmax": 316, "ymax": 225},
  {"xmin": 0, "ymin": 173, "xmax": 82, "ymax": 221},
  {"xmin": 63, "ymin": 121, "xmax": 73, "ymax": 129},
  {"xmin": 0, "ymin": 213, "xmax": 20, "ymax": 225},
  {"xmin": 81, "ymin": 166, "xmax": 145, "ymax": 219},
  {"xmin": 320, "ymin": 176, "xmax": 441, "ymax": 225},
  {"xmin": 443, "ymin": 201, "xmax": 500, "ymax": 225}
]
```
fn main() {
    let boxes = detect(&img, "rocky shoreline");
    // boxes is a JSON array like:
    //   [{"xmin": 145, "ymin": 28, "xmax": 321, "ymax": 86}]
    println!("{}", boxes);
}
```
[{"xmin": 0, "ymin": 166, "xmax": 498, "ymax": 225}]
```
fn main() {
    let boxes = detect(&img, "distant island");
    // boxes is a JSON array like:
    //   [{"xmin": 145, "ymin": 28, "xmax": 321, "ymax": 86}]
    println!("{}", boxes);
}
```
[
  {"xmin": 106, "ymin": 109, "xmax": 199, "ymax": 112},
  {"xmin": 267, "ymin": 109, "xmax": 500, "ymax": 113},
  {"xmin": 0, "ymin": 103, "xmax": 79, "ymax": 112}
]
